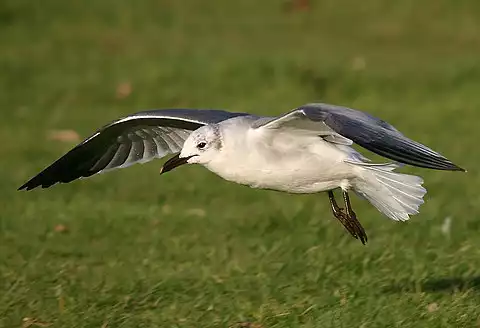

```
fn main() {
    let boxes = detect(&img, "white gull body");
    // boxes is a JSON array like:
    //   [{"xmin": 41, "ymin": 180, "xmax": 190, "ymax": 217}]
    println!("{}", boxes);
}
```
[{"xmin": 191, "ymin": 117, "xmax": 356, "ymax": 193}]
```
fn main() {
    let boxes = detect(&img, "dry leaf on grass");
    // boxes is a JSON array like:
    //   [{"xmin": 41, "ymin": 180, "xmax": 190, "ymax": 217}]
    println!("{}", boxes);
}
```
[
  {"xmin": 151, "ymin": 219, "xmax": 161, "ymax": 227},
  {"xmin": 54, "ymin": 224, "xmax": 68, "ymax": 233},
  {"xmin": 284, "ymin": 0, "xmax": 311, "ymax": 12},
  {"xmin": 22, "ymin": 318, "xmax": 51, "ymax": 328},
  {"xmin": 162, "ymin": 204, "xmax": 172, "ymax": 214},
  {"xmin": 427, "ymin": 302, "xmax": 439, "ymax": 312},
  {"xmin": 116, "ymin": 82, "xmax": 132, "ymax": 99},
  {"xmin": 47, "ymin": 130, "xmax": 80, "ymax": 143},
  {"xmin": 185, "ymin": 208, "xmax": 206, "ymax": 217}
]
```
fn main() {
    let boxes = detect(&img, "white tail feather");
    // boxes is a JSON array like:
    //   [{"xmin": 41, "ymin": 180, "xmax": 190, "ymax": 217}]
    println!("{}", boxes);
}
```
[{"xmin": 351, "ymin": 163, "xmax": 427, "ymax": 221}]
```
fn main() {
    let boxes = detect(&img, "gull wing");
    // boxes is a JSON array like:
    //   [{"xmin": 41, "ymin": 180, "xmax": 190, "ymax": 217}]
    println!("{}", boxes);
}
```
[
  {"xmin": 19, "ymin": 109, "xmax": 249, "ymax": 190},
  {"xmin": 252, "ymin": 103, "xmax": 464, "ymax": 171}
]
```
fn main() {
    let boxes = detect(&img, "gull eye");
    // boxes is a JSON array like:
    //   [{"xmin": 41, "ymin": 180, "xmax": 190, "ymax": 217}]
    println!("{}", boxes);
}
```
[{"xmin": 197, "ymin": 142, "xmax": 207, "ymax": 149}]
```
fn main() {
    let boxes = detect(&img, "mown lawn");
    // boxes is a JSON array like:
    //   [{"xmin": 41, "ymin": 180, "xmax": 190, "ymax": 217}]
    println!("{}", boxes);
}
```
[{"xmin": 1, "ymin": 0, "xmax": 480, "ymax": 327}]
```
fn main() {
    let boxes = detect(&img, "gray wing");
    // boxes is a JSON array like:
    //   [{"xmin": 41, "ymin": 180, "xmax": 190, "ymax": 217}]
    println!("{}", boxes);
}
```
[
  {"xmin": 253, "ymin": 103, "xmax": 464, "ymax": 171},
  {"xmin": 19, "ymin": 109, "xmax": 249, "ymax": 190}
]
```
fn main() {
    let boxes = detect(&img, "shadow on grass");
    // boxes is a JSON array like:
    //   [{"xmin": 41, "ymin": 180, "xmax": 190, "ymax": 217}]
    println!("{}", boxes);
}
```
[{"xmin": 384, "ymin": 276, "xmax": 480, "ymax": 293}]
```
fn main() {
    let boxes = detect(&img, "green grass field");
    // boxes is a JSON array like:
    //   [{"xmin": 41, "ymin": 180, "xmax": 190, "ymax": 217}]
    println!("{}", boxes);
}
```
[{"xmin": 1, "ymin": 0, "xmax": 480, "ymax": 327}]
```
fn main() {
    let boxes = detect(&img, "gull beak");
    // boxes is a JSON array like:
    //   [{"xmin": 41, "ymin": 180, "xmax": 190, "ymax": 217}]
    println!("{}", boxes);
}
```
[{"xmin": 160, "ymin": 154, "xmax": 195, "ymax": 174}]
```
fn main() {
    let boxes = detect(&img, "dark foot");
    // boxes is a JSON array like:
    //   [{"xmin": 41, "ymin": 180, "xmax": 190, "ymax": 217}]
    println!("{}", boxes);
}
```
[
  {"xmin": 343, "ymin": 190, "xmax": 368, "ymax": 244},
  {"xmin": 328, "ymin": 190, "xmax": 368, "ymax": 244}
]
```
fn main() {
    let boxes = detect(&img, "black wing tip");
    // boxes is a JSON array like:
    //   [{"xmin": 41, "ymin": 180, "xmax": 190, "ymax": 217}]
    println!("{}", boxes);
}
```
[
  {"xmin": 18, "ymin": 183, "xmax": 57, "ymax": 191},
  {"xmin": 18, "ymin": 182, "xmax": 40, "ymax": 191},
  {"xmin": 18, "ymin": 177, "xmax": 57, "ymax": 191},
  {"xmin": 17, "ymin": 181, "xmax": 33, "ymax": 191},
  {"xmin": 427, "ymin": 161, "xmax": 466, "ymax": 172},
  {"xmin": 449, "ymin": 164, "xmax": 467, "ymax": 172},
  {"xmin": 433, "ymin": 156, "xmax": 465, "ymax": 172}
]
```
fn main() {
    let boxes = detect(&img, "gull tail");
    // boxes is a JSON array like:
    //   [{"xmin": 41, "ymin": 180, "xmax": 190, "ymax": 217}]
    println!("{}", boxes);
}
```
[{"xmin": 350, "ymin": 162, "xmax": 427, "ymax": 221}]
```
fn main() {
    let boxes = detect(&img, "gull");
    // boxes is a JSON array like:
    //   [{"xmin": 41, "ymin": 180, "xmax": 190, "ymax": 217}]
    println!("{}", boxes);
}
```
[{"xmin": 19, "ymin": 103, "xmax": 464, "ymax": 244}]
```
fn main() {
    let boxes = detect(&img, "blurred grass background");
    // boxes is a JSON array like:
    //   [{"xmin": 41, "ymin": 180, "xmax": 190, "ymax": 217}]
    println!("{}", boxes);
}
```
[{"xmin": 1, "ymin": 0, "xmax": 480, "ymax": 327}]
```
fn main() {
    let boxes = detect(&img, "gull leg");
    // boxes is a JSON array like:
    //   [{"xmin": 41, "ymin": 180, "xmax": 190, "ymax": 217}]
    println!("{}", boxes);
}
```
[
  {"xmin": 342, "ymin": 190, "xmax": 368, "ymax": 245},
  {"xmin": 328, "ymin": 190, "xmax": 360, "ymax": 241}
]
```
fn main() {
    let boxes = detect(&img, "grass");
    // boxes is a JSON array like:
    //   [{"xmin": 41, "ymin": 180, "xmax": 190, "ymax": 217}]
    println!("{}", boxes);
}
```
[{"xmin": 1, "ymin": 0, "xmax": 480, "ymax": 326}]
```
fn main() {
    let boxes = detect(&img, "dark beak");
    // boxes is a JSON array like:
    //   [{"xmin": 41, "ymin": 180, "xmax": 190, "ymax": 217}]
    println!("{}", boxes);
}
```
[{"xmin": 160, "ymin": 154, "xmax": 195, "ymax": 174}]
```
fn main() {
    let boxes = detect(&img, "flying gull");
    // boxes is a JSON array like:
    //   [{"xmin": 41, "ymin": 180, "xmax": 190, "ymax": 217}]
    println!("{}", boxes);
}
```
[{"xmin": 19, "ymin": 103, "xmax": 464, "ymax": 244}]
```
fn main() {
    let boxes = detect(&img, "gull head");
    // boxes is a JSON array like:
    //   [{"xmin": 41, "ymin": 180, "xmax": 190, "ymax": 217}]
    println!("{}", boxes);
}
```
[{"xmin": 161, "ymin": 125, "xmax": 222, "ymax": 174}]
